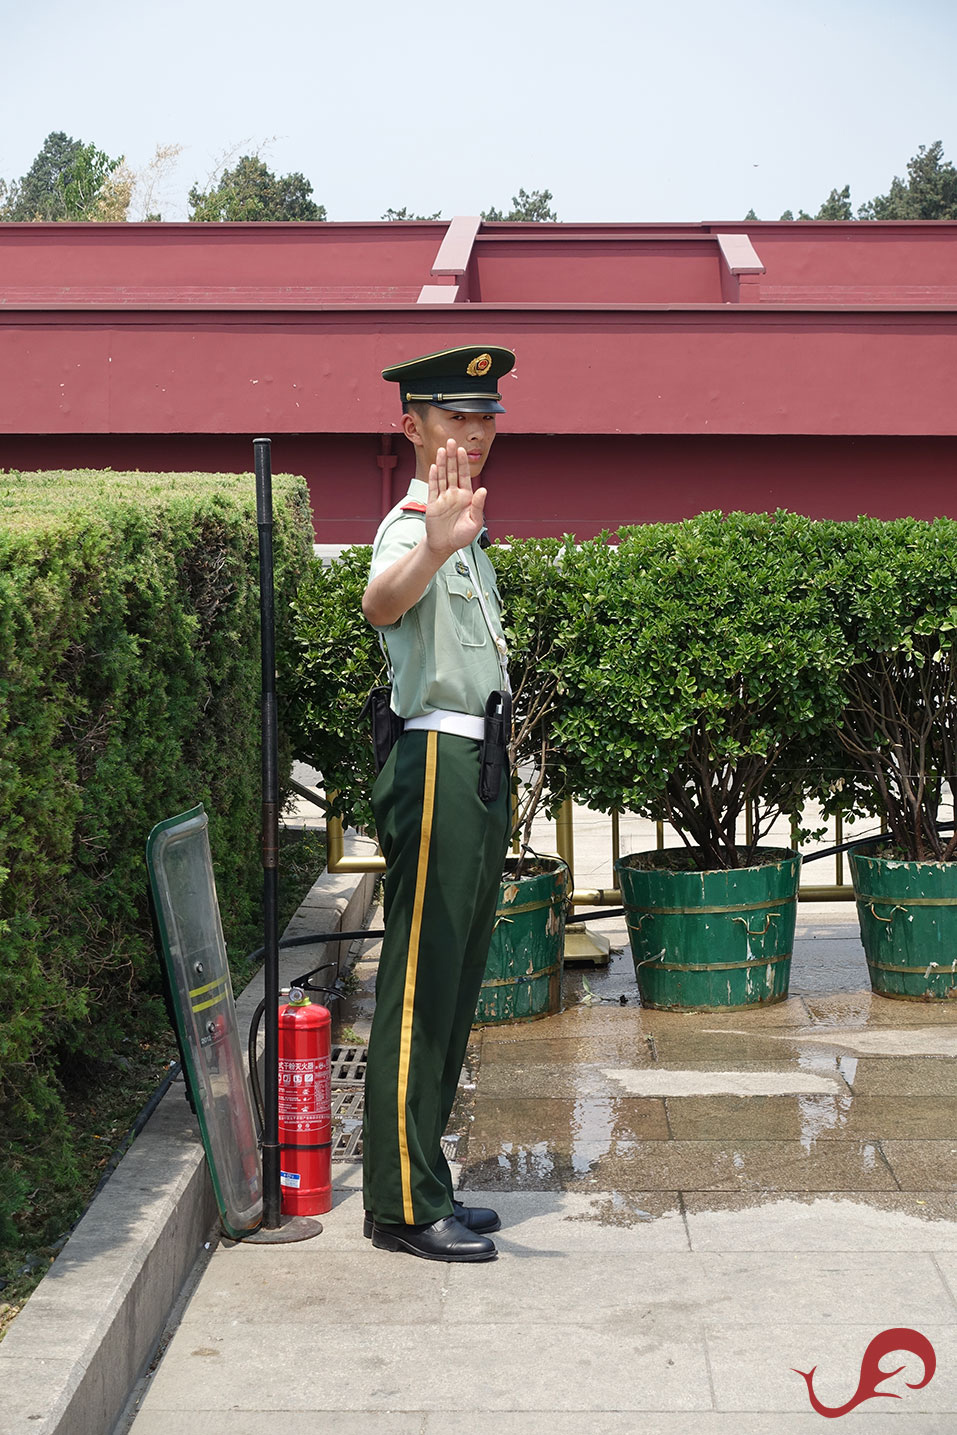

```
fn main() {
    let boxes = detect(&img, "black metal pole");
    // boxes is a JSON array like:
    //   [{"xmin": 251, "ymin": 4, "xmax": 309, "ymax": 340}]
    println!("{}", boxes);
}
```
[{"xmin": 254, "ymin": 437, "xmax": 281, "ymax": 1229}]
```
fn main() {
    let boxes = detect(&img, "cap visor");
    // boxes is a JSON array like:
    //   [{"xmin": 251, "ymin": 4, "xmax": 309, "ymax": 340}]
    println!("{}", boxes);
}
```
[{"xmin": 430, "ymin": 398, "xmax": 505, "ymax": 414}]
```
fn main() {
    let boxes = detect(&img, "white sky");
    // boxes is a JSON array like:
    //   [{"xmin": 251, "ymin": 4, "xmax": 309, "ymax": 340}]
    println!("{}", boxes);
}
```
[{"xmin": 1, "ymin": 0, "xmax": 955, "ymax": 223}]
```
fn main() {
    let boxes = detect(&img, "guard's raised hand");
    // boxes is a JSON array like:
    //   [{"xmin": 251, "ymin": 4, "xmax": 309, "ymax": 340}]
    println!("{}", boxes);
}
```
[{"xmin": 426, "ymin": 438, "xmax": 487, "ymax": 558}]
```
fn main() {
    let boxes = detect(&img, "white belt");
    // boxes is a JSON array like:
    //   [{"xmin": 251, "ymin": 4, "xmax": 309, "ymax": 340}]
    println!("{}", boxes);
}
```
[{"xmin": 404, "ymin": 710, "xmax": 485, "ymax": 740}]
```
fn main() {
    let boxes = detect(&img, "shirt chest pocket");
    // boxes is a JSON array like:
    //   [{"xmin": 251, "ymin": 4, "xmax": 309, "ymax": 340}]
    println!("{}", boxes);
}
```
[{"xmin": 445, "ymin": 572, "xmax": 488, "ymax": 648}]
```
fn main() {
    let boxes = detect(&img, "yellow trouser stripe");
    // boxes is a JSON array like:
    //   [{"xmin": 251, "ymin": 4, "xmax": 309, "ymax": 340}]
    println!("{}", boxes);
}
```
[{"xmin": 397, "ymin": 730, "xmax": 438, "ymax": 1224}]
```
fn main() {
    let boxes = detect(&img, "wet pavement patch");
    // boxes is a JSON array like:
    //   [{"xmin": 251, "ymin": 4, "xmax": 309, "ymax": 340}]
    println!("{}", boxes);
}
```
[
  {"xmin": 469, "ymin": 1094, "xmax": 670, "ymax": 1147},
  {"xmin": 460, "ymin": 937, "xmax": 957, "ymax": 1210},
  {"xmin": 461, "ymin": 1127, "xmax": 901, "ymax": 1193},
  {"xmin": 666, "ymin": 1093, "xmax": 957, "ymax": 1142},
  {"xmin": 843, "ymin": 1056, "xmax": 957, "ymax": 1096},
  {"xmin": 563, "ymin": 1192, "xmax": 662, "ymax": 1227},
  {"xmin": 727, "ymin": 1025, "xmax": 957, "ymax": 1057}
]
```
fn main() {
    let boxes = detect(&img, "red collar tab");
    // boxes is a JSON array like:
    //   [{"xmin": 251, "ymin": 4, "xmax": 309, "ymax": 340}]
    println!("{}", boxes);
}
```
[{"xmin": 400, "ymin": 500, "xmax": 427, "ymax": 513}]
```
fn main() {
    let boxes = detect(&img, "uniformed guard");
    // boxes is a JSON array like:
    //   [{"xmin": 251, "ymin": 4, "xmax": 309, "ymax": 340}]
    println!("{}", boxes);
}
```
[{"xmin": 361, "ymin": 344, "xmax": 516, "ymax": 1262}]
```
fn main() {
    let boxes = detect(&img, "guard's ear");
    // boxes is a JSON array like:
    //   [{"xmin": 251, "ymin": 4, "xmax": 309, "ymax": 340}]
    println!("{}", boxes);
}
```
[{"xmin": 401, "ymin": 410, "xmax": 424, "ymax": 447}]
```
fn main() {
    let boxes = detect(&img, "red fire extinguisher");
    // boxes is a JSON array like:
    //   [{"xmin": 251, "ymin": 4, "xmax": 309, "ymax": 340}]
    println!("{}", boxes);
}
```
[{"xmin": 278, "ymin": 989, "xmax": 332, "ymax": 1216}]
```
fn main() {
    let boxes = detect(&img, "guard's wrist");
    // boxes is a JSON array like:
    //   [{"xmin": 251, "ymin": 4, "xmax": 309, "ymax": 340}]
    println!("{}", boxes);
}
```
[{"xmin": 420, "ymin": 534, "xmax": 455, "ymax": 568}]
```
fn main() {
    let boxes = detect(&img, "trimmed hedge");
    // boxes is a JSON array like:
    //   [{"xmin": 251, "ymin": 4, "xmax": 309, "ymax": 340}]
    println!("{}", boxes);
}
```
[
  {"xmin": 0, "ymin": 469, "xmax": 313, "ymax": 1242},
  {"xmin": 286, "ymin": 544, "xmax": 383, "ymax": 833}
]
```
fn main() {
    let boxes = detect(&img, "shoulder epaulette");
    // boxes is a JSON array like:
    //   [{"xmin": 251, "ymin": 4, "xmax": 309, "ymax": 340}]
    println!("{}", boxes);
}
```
[{"xmin": 400, "ymin": 500, "xmax": 427, "ymax": 513}]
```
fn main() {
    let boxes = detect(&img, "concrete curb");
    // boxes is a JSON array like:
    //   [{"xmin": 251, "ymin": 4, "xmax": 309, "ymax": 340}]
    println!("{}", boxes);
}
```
[{"xmin": 0, "ymin": 839, "xmax": 376, "ymax": 1435}]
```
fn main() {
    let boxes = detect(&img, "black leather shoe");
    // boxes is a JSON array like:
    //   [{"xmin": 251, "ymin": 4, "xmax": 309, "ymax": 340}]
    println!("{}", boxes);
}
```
[
  {"xmin": 371, "ymin": 1214, "xmax": 497, "ymax": 1262},
  {"xmin": 363, "ymin": 1201, "xmax": 500, "ymax": 1239}
]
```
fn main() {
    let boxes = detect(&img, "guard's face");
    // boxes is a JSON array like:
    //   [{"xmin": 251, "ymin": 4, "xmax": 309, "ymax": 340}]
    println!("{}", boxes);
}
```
[{"xmin": 406, "ymin": 406, "xmax": 497, "ymax": 478}]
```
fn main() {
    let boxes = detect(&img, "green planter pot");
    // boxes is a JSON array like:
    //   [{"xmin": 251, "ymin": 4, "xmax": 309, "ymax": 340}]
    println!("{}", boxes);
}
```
[
  {"xmin": 473, "ymin": 857, "xmax": 570, "ymax": 1026},
  {"xmin": 615, "ymin": 847, "xmax": 801, "ymax": 1011},
  {"xmin": 849, "ymin": 846, "xmax": 957, "ymax": 1001}
]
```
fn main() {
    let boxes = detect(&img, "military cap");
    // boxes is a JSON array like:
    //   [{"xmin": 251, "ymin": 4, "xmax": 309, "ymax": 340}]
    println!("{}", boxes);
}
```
[{"xmin": 382, "ymin": 344, "xmax": 516, "ymax": 413}]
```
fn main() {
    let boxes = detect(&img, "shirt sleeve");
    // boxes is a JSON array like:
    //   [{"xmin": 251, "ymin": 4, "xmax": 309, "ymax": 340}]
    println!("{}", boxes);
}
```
[{"xmin": 368, "ymin": 513, "xmax": 435, "ymax": 588}]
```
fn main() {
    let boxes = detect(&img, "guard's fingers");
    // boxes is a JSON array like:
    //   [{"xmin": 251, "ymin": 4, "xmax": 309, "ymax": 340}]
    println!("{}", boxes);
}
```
[
  {"xmin": 441, "ymin": 437, "xmax": 461, "ymax": 487},
  {"xmin": 448, "ymin": 441, "xmax": 473, "ymax": 491},
  {"xmin": 471, "ymin": 485, "xmax": 487, "ymax": 517},
  {"xmin": 433, "ymin": 441, "xmax": 449, "ymax": 490}
]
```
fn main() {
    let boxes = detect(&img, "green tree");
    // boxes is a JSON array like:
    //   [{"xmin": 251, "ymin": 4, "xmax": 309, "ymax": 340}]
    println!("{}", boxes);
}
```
[
  {"xmin": 1, "ymin": 131, "xmax": 124, "ymax": 220},
  {"xmin": 188, "ymin": 154, "xmax": 326, "ymax": 221},
  {"xmin": 771, "ymin": 142, "xmax": 957, "ymax": 224},
  {"xmin": 858, "ymin": 175, "xmax": 911, "ymax": 220},
  {"xmin": 816, "ymin": 184, "xmax": 854, "ymax": 220},
  {"xmin": 382, "ymin": 205, "xmax": 442, "ymax": 220},
  {"xmin": 858, "ymin": 141, "xmax": 957, "ymax": 219},
  {"xmin": 482, "ymin": 186, "xmax": 558, "ymax": 221}
]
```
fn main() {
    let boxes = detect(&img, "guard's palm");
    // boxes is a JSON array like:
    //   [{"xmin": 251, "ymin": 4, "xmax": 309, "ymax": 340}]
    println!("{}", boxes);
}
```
[{"xmin": 426, "ymin": 439, "xmax": 487, "ymax": 558}]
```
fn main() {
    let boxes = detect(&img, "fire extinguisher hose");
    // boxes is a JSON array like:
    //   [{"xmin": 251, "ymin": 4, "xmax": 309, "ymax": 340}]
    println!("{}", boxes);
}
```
[{"xmin": 244, "ymin": 925, "xmax": 384, "ymax": 968}]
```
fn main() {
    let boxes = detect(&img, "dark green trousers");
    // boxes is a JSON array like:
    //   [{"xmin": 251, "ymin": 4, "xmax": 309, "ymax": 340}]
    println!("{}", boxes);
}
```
[{"xmin": 363, "ymin": 729, "xmax": 510, "ymax": 1226}]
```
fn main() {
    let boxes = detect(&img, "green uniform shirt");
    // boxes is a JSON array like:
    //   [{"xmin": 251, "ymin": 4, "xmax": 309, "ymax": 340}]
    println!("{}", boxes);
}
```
[{"xmin": 369, "ymin": 478, "xmax": 507, "ymax": 719}]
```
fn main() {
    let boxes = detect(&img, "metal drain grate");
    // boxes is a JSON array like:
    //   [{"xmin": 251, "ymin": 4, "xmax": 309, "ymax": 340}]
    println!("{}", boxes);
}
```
[
  {"xmin": 331, "ymin": 1046, "xmax": 367, "ymax": 1160},
  {"xmin": 331, "ymin": 1087, "xmax": 365, "ymax": 1159},
  {"xmin": 328, "ymin": 1047, "xmax": 460, "ymax": 1164},
  {"xmin": 330, "ymin": 1045, "xmax": 367, "ymax": 1084}
]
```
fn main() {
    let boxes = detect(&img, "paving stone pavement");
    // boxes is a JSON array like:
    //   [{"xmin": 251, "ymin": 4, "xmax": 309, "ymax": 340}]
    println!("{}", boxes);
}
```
[{"xmin": 118, "ymin": 881, "xmax": 957, "ymax": 1434}]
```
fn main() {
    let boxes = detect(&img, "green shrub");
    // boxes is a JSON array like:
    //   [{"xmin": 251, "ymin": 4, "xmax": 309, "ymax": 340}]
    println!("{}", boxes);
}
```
[
  {"xmin": 0, "ymin": 469, "xmax": 313, "ymax": 1246},
  {"xmin": 548, "ymin": 513, "xmax": 851, "ymax": 869},
  {"xmin": 487, "ymin": 537, "xmax": 570, "ymax": 846},
  {"xmin": 809, "ymin": 517, "xmax": 957, "ymax": 861},
  {"xmin": 285, "ymin": 545, "xmax": 381, "ymax": 832},
  {"xmin": 285, "ymin": 515, "xmax": 957, "ymax": 882}
]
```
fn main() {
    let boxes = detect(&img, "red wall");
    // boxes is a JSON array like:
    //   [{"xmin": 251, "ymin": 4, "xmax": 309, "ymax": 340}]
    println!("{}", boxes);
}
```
[
  {"xmin": 5, "ymin": 308, "xmax": 956, "ymax": 439},
  {"xmin": 470, "ymin": 235, "xmax": 723, "ymax": 304},
  {"xmin": 0, "ymin": 221, "xmax": 444, "ymax": 294},
  {"xmin": 3, "ymin": 223, "xmax": 957, "ymax": 443},
  {"xmin": 3, "ymin": 220, "xmax": 957, "ymax": 541},
  {"xmin": 725, "ymin": 222, "xmax": 957, "ymax": 292},
  {"xmin": 7, "ymin": 431, "xmax": 955, "ymax": 544},
  {"xmin": 480, "ymin": 434, "xmax": 957, "ymax": 537}
]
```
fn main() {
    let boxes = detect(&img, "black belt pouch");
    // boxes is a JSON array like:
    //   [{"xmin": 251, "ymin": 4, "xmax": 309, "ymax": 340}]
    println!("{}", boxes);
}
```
[
  {"xmin": 478, "ymin": 689, "xmax": 512, "ymax": 803},
  {"xmin": 361, "ymin": 686, "xmax": 404, "ymax": 773}
]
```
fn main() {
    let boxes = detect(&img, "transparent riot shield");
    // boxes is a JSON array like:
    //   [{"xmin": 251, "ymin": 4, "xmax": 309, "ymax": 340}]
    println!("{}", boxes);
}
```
[{"xmin": 146, "ymin": 805, "xmax": 262, "ymax": 1239}]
